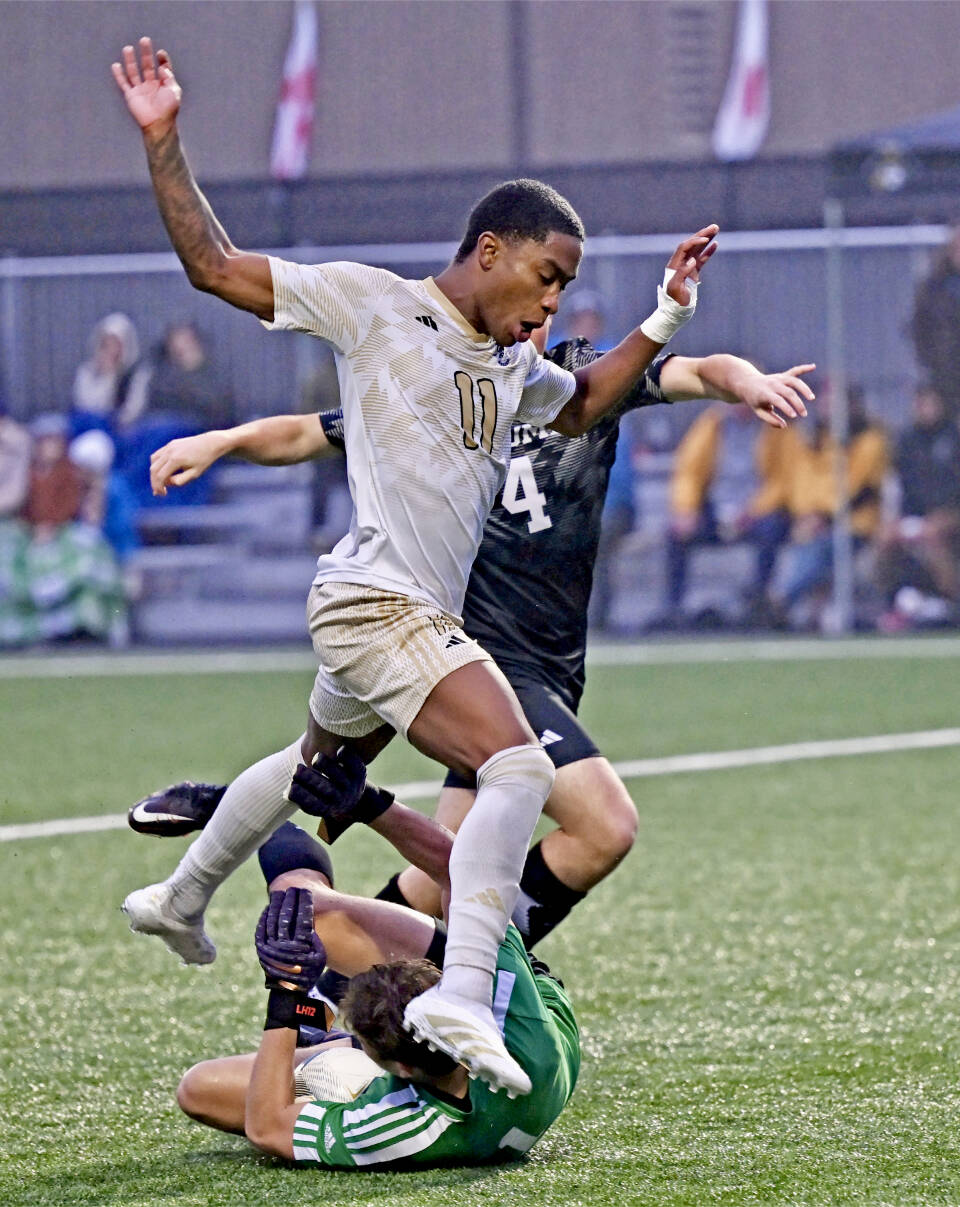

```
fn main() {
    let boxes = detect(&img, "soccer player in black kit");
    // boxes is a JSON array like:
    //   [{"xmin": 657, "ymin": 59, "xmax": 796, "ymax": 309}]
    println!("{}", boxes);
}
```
[{"xmin": 135, "ymin": 322, "xmax": 812, "ymax": 948}]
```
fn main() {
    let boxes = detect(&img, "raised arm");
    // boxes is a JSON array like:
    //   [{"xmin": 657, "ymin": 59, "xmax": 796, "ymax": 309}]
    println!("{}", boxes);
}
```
[
  {"xmin": 550, "ymin": 226, "xmax": 718, "ymax": 436},
  {"xmin": 111, "ymin": 38, "xmax": 274, "ymax": 319},
  {"xmin": 246, "ymin": 890, "xmax": 328, "ymax": 1159},
  {"xmin": 150, "ymin": 413, "xmax": 336, "ymax": 496},
  {"xmin": 659, "ymin": 356, "xmax": 815, "ymax": 427}
]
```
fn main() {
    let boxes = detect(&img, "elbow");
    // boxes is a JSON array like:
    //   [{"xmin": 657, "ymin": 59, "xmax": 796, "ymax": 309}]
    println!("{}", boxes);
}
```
[
  {"xmin": 552, "ymin": 407, "xmax": 588, "ymax": 438},
  {"xmin": 244, "ymin": 1118, "xmax": 284, "ymax": 1157},
  {"xmin": 183, "ymin": 259, "xmax": 220, "ymax": 295},
  {"xmin": 183, "ymin": 247, "xmax": 233, "ymax": 296},
  {"xmin": 243, "ymin": 1119, "xmax": 268, "ymax": 1149}
]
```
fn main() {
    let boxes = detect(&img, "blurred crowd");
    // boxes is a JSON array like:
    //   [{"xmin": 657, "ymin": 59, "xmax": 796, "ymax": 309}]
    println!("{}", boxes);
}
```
[
  {"xmin": 575, "ymin": 231, "xmax": 960, "ymax": 637},
  {"xmin": 635, "ymin": 377, "xmax": 960, "ymax": 636},
  {"xmin": 3, "ymin": 223, "xmax": 960, "ymax": 648},
  {"xmin": 0, "ymin": 313, "xmax": 234, "ymax": 647}
]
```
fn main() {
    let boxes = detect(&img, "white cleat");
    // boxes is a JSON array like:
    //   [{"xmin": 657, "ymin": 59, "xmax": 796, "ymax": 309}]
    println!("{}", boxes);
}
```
[
  {"xmin": 403, "ymin": 985, "xmax": 532, "ymax": 1098},
  {"xmin": 122, "ymin": 882, "xmax": 216, "ymax": 966}
]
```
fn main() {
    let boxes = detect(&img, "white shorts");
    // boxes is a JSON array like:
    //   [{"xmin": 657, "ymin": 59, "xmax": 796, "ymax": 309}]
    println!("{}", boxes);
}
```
[{"xmin": 306, "ymin": 582, "xmax": 492, "ymax": 739}]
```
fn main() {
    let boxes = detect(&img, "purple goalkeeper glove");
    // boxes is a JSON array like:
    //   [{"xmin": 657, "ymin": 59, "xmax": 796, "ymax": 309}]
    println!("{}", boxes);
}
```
[
  {"xmin": 285, "ymin": 748, "xmax": 394, "ymax": 843},
  {"xmin": 255, "ymin": 887, "xmax": 327, "ymax": 1031}
]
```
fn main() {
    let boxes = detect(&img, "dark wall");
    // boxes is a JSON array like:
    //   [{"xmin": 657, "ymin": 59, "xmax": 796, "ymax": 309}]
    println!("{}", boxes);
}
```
[{"xmin": 7, "ymin": 153, "xmax": 960, "ymax": 261}]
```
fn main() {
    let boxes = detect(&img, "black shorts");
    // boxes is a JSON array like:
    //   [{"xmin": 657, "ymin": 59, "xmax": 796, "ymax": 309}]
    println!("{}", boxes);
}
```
[{"xmin": 443, "ymin": 676, "xmax": 601, "ymax": 791}]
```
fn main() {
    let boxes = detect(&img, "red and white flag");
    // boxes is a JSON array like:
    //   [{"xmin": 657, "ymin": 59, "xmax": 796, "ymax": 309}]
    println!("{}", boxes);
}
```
[
  {"xmin": 270, "ymin": 0, "xmax": 318, "ymax": 180},
  {"xmin": 712, "ymin": 0, "xmax": 770, "ymax": 162}
]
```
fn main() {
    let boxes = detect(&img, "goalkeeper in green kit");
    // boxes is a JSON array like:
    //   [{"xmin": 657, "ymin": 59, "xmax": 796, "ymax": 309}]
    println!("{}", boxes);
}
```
[{"xmin": 175, "ymin": 751, "xmax": 580, "ymax": 1167}]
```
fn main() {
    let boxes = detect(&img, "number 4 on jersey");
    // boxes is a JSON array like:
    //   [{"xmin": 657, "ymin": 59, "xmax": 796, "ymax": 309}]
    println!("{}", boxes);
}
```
[{"xmin": 502, "ymin": 455, "xmax": 552, "ymax": 533}]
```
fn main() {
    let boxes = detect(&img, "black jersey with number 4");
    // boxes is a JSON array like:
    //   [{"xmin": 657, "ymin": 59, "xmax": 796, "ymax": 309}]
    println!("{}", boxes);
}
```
[{"xmin": 460, "ymin": 339, "xmax": 672, "ymax": 710}]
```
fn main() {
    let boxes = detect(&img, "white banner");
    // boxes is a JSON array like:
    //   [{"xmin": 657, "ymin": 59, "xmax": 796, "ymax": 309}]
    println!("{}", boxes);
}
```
[
  {"xmin": 712, "ymin": 0, "xmax": 770, "ymax": 162},
  {"xmin": 270, "ymin": 1, "xmax": 318, "ymax": 180}
]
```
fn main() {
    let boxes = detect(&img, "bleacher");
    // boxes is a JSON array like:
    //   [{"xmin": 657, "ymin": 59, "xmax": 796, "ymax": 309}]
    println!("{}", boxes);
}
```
[
  {"xmin": 129, "ymin": 462, "xmax": 318, "ymax": 645},
  {"xmin": 124, "ymin": 449, "xmax": 868, "ymax": 644}
]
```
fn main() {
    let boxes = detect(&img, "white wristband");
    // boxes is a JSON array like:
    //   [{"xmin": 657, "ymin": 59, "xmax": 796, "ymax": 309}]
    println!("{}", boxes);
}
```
[{"xmin": 639, "ymin": 268, "xmax": 698, "ymax": 345}]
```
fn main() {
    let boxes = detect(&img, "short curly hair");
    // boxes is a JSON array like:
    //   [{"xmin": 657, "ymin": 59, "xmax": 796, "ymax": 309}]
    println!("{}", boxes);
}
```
[
  {"xmin": 340, "ymin": 959, "xmax": 459, "ymax": 1078},
  {"xmin": 455, "ymin": 178, "xmax": 584, "ymax": 263}
]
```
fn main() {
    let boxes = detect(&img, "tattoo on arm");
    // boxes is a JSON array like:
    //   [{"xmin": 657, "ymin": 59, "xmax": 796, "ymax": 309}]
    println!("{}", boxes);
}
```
[{"xmin": 145, "ymin": 127, "xmax": 232, "ymax": 285}]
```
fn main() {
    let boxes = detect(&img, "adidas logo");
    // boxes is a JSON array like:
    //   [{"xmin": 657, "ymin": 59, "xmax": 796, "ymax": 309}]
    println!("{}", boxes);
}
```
[
  {"xmin": 465, "ymin": 888, "xmax": 506, "ymax": 911},
  {"xmin": 445, "ymin": 633, "xmax": 466, "ymax": 647},
  {"xmin": 539, "ymin": 729, "xmax": 563, "ymax": 747},
  {"xmin": 415, "ymin": 314, "xmax": 439, "ymax": 332}
]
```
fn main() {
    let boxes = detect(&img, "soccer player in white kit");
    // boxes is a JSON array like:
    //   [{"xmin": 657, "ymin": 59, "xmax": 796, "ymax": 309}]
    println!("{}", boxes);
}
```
[{"xmin": 112, "ymin": 38, "xmax": 716, "ymax": 1095}]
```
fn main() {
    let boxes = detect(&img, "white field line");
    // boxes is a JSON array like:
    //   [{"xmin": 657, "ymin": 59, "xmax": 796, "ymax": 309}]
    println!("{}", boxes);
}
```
[
  {"xmin": 3, "ymin": 728, "xmax": 959, "ymax": 844},
  {"xmin": 4, "ymin": 636, "xmax": 960, "ymax": 681}
]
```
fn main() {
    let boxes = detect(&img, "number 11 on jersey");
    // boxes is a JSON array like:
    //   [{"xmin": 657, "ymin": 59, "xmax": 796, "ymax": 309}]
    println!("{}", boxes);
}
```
[
  {"xmin": 502, "ymin": 455, "xmax": 552, "ymax": 533},
  {"xmin": 454, "ymin": 371, "xmax": 498, "ymax": 455}
]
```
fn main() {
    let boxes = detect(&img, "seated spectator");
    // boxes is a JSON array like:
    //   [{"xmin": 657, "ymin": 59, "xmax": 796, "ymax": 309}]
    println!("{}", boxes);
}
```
[
  {"xmin": 657, "ymin": 403, "xmax": 795, "ymax": 628},
  {"xmin": 0, "ymin": 414, "xmax": 127, "ymax": 648},
  {"xmin": 69, "ymin": 429, "xmax": 141, "ymax": 567},
  {"xmin": 874, "ymin": 384, "xmax": 960, "ymax": 630},
  {"xmin": 115, "ymin": 322, "xmax": 233, "ymax": 510},
  {"xmin": 0, "ymin": 402, "xmax": 31, "ymax": 519},
  {"xmin": 771, "ymin": 384, "xmax": 889, "ymax": 629},
  {"xmin": 910, "ymin": 222, "xmax": 960, "ymax": 420},
  {"xmin": 139, "ymin": 322, "xmax": 234, "ymax": 431},
  {"xmin": 71, "ymin": 312, "xmax": 151, "ymax": 435},
  {"xmin": 22, "ymin": 413, "xmax": 84, "ymax": 530}
]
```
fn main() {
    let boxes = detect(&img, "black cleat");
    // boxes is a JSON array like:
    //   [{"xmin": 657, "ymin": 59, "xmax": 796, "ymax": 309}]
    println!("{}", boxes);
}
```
[{"xmin": 128, "ymin": 781, "xmax": 227, "ymax": 837}]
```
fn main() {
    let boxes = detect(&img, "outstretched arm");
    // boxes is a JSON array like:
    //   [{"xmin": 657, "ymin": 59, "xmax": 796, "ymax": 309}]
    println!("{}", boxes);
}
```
[
  {"xmin": 150, "ymin": 413, "xmax": 336, "ymax": 496},
  {"xmin": 659, "ymin": 356, "xmax": 815, "ymax": 428},
  {"xmin": 550, "ymin": 226, "xmax": 719, "ymax": 436},
  {"xmin": 111, "ymin": 38, "xmax": 274, "ymax": 318},
  {"xmin": 367, "ymin": 804, "xmax": 453, "ymax": 897}
]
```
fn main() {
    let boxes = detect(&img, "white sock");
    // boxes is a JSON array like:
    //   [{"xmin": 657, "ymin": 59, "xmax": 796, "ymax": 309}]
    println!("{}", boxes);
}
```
[
  {"xmin": 165, "ymin": 735, "xmax": 304, "ymax": 920},
  {"xmin": 441, "ymin": 744, "xmax": 555, "ymax": 1005}
]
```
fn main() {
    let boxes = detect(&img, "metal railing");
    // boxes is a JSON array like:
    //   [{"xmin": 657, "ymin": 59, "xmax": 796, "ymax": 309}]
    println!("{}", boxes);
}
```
[{"xmin": 1, "ymin": 223, "xmax": 939, "ymax": 426}]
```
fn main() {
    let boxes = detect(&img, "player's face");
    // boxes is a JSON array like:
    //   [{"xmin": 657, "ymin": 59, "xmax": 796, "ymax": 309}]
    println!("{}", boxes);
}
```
[{"xmin": 478, "ymin": 231, "xmax": 581, "ymax": 347}]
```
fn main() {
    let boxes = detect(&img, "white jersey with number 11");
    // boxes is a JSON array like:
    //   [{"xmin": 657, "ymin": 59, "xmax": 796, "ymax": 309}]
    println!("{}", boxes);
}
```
[{"xmin": 261, "ymin": 258, "xmax": 576, "ymax": 618}]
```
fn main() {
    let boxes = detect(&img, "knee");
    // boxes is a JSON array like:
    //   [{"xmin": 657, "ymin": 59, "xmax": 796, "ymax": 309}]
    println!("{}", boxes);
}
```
[
  {"xmin": 604, "ymin": 794, "xmax": 639, "ymax": 862},
  {"xmin": 479, "ymin": 744, "xmax": 556, "ymax": 797},
  {"xmin": 177, "ymin": 1062, "xmax": 209, "ymax": 1121},
  {"xmin": 557, "ymin": 780, "xmax": 637, "ymax": 876},
  {"xmin": 268, "ymin": 868, "xmax": 332, "ymax": 895},
  {"xmin": 585, "ymin": 790, "xmax": 638, "ymax": 870}
]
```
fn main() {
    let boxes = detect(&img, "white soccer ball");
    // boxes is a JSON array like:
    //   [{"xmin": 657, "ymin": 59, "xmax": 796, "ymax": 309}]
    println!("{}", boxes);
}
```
[{"xmin": 294, "ymin": 1045, "xmax": 381, "ymax": 1102}]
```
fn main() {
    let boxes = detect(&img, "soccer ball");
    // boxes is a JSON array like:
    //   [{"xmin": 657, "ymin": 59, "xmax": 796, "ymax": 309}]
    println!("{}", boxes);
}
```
[{"xmin": 294, "ymin": 1045, "xmax": 381, "ymax": 1102}]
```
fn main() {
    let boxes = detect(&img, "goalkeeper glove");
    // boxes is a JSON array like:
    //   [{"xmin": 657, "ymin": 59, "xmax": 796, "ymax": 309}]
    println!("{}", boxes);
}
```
[
  {"xmin": 255, "ymin": 887, "xmax": 328, "ymax": 1031},
  {"xmin": 285, "ymin": 748, "xmax": 394, "ymax": 843}
]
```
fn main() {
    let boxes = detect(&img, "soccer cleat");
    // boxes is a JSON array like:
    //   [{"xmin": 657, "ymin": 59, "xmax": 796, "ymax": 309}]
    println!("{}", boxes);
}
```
[
  {"xmin": 122, "ymin": 882, "xmax": 216, "ymax": 965},
  {"xmin": 403, "ymin": 985, "xmax": 532, "ymax": 1098},
  {"xmin": 128, "ymin": 781, "xmax": 227, "ymax": 837}
]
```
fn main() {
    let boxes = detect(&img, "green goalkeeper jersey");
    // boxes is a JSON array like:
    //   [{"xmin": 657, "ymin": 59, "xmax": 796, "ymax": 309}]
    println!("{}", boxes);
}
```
[{"xmin": 291, "ymin": 926, "xmax": 579, "ymax": 1168}]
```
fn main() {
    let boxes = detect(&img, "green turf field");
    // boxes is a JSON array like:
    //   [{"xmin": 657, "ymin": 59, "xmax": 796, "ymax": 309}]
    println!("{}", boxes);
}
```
[{"xmin": 2, "ymin": 643, "xmax": 959, "ymax": 1205}]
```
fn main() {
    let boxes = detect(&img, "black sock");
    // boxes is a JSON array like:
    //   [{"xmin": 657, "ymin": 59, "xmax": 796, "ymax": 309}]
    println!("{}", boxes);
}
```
[
  {"xmin": 257, "ymin": 820, "xmax": 335, "ymax": 888},
  {"xmin": 514, "ymin": 841, "xmax": 586, "ymax": 949},
  {"xmin": 375, "ymin": 872, "xmax": 413, "ymax": 907}
]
